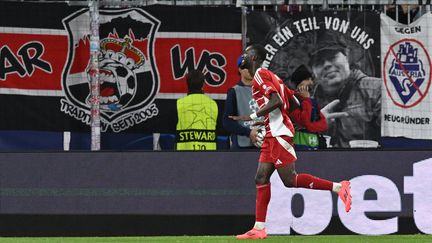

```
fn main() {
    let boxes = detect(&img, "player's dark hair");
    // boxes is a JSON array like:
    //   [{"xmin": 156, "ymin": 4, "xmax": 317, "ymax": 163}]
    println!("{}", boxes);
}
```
[
  {"xmin": 247, "ymin": 44, "xmax": 266, "ymax": 62},
  {"xmin": 186, "ymin": 69, "xmax": 205, "ymax": 93}
]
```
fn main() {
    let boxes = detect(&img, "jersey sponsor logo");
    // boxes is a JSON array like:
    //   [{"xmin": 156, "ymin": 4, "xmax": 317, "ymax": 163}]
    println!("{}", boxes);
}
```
[
  {"xmin": 383, "ymin": 39, "xmax": 432, "ymax": 108},
  {"xmin": 61, "ymin": 8, "xmax": 161, "ymax": 132}
]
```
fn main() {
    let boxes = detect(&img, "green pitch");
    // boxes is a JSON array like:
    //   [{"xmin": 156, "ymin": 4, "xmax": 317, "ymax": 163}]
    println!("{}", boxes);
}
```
[{"xmin": 0, "ymin": 235, "xmax": 431, "ymax": 243}]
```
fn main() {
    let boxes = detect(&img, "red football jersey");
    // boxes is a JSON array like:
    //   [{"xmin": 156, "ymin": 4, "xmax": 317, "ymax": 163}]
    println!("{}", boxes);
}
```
[{"xmin": 252, "ymin": 68, "xmax": 296, "ymax": 138}]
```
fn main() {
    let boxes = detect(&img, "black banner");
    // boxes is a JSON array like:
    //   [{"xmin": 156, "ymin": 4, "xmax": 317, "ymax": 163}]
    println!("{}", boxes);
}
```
[
  {"xmin": 0, "ymin": 2, "xmax": 241, "ymax": 135},
  {"xmin": 247, "ymin": 11, "xmax": 382, "ymax": 148}
]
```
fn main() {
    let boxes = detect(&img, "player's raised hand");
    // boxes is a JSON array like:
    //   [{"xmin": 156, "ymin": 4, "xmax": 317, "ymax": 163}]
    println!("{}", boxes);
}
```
[
  {"xmin": 229, "ymin": 115, "xmax": 252, "ymax": 121},
  {"xmin": 321, "ymin": 99, "xmax": 349, "ymax": 120}
]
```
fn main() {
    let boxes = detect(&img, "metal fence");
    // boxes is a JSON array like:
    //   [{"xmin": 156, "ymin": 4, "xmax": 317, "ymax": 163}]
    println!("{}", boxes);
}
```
[
  {"xmin": 8, "ymin": 0, "xmax": 432, "ymax": 6},
  {"xmin": 10, "ymin": 0, "xmax": 432, "ymax": 24}
]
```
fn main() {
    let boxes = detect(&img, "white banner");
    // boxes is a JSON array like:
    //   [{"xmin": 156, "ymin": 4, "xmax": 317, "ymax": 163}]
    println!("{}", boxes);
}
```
[
  {"xmin": 267, "ymin": 158, "xmax": 432, "ymax": 235},
  {"xmin": 381, "ymin": 13, "xmax": 432, "ymax": 139}
]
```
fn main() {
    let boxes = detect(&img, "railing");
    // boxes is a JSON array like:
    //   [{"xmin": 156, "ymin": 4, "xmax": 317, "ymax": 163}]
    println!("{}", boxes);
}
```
[
  {"xmin": 7, "ymin": 0, "xmax": 432, "ymax": 6},
  {"xmin": 12, "ymin": 0, "xmax": 432, "ymax": 24}
]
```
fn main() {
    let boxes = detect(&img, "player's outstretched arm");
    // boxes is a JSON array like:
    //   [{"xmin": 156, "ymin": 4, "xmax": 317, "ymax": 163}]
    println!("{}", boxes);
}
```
[{"xmin": 229, "ymin": 92, "xmax": 281, "ymax": 121}]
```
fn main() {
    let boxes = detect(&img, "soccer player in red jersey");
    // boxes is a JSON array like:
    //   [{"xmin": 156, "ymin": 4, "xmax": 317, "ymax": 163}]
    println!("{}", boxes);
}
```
[{"xmin": 230, "ymin": 44, "xmax": 352, "ymax": 240}]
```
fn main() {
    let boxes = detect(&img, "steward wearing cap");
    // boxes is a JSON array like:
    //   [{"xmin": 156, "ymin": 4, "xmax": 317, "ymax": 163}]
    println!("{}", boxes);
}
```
[
  {"xmin": 289, "ymin": 64, "xmax": 328, "ymax": 150},
  {"xmin": 176, "ymin": 70, "xmax": 218, "ymax": 150},
  {"xmin": 222, "ymin": 56, "xmax": 261, "ymax": 149}
]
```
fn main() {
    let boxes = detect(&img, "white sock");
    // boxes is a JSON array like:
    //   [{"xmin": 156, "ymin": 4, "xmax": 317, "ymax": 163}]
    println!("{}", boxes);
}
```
[
  {"xmin": 332, "ymin": 182, "xmax": 342, "ymax": 193},
  {"xmin": 254, "ymin": 221, "xmax": 265, "ymax": 230}
]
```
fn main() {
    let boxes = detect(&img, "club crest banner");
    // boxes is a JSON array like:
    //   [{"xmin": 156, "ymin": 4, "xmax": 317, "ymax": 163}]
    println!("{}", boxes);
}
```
[
  {"xmin": 0, "ymin": 2, "xmax": 241, "ymax": 133},
  {"xmin": 381, "ymin": 13, "xmax": 432, "ymax": 139}
]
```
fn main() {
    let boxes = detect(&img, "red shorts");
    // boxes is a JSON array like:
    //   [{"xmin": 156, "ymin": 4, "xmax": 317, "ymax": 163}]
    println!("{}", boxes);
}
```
[{"xmin": 259, "ymin": 136, "xmax": 297, "ymax": 168}]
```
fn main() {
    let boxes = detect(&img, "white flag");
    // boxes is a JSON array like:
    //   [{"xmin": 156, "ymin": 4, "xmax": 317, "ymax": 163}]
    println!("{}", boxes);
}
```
[{"xmin": 381, "ymin": 13, "xmax": 432, "ymax": 140}]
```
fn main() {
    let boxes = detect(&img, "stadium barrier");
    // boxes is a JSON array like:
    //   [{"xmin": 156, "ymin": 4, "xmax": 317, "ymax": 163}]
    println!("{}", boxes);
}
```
[{"xmin": 0, "ymin": 150, "xmax": 430, "ymax": 235}]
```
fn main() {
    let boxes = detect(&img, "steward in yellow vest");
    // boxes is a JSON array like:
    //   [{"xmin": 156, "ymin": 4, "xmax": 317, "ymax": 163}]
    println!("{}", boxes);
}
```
[{"xmin": 176, "ymin": 70, "xmax": 218, "ymax": 150}]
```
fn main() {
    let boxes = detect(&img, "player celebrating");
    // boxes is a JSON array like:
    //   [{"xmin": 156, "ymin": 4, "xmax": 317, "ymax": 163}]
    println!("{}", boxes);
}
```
[{"xmin": 230, "ymin": 44, "xmax": 352, "ymax": 240}]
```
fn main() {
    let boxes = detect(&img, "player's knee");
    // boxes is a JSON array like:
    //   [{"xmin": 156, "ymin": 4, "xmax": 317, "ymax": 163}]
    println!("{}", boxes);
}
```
[
  {"xmin": 281, "ymin": 178, "xmax": 295, "ymax": 188},
  {"xmin": 282, "ymin": 174, "xmax": 296, "ymax": 188}
]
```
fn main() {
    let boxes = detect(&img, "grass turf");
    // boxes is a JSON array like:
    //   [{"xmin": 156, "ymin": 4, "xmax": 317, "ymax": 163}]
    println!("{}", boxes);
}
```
[{"xmin": 0, "ymin": 235, "xmax": 431, "ymax": 243}]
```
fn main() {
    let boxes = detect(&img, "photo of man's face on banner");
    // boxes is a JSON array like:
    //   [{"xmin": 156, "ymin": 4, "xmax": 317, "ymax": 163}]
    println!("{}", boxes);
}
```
[{"xmin": 247, "ymin": 10, "xmax": 382, "ymax": 148}]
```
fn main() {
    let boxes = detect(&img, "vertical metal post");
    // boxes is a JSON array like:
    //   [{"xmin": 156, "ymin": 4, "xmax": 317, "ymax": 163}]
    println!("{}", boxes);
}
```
[
  {"xmin": 395, "ymin": 4, "xmax": 399, "ymax": 23},
  {"xmin": 407, "ymin": 5, "xmax": 411, "ymax": 24},
  {"xmin": 322, "ymin": 0, "xmax": 328, "ymax": 10},
  {"xmin": 89, "ymin": 0, "xmax": 101, "ymax": 151},
  {"xmin": 241, "ymin": 5, "xmax": 248, "ymax": 50}
]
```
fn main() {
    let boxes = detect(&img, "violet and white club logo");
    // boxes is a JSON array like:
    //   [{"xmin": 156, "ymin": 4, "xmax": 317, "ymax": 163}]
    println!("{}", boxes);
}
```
[
  {"xmin": 383, "ymin": 39, "xmax": 431, "ymax": 108},
  {"xmin": 61, "ymin": 8, "xmax": 160, "ymax": 132}
]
